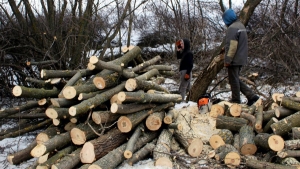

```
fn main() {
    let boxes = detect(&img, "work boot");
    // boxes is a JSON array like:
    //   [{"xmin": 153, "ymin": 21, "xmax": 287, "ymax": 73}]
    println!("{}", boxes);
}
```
[{"xmin": 247, "ymin": 95, "xmax": 260, "ymax": 106}]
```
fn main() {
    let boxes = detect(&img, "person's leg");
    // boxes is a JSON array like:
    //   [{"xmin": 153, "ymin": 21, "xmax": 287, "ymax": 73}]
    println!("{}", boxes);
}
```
[
  {"xmin": 238, "ymin": 67, "xmax": 259, "ymax": 105},
  {"xmin": 178, "ymin": 70, "xmax": 189, "ymax": 101},
  {"xmin": 227, "ymin": 66, "xmax": 241, "ymax": 103}
]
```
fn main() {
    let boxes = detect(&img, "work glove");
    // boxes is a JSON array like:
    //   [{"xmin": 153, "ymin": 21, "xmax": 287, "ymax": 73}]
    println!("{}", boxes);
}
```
[{"xmin": 184, "ymin": 74, "xmax": 190, "ymax": 80}]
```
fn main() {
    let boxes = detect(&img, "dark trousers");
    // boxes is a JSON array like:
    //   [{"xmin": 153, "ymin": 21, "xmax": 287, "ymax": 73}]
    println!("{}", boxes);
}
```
[{"xmin": 227, "ymin": 66, "xmax": 255, "ymax": 103}]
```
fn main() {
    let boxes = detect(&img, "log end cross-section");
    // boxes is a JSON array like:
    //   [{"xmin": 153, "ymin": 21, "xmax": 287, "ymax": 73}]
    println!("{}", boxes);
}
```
[
  {"xmin": 80, "ymin": 142, "xmax": 96, "ymax": 164},
  {"xmin": 30, "ymin": 144, "xmax": 47, "ymax": 157},
  {"xmin": 268, "ymin": 135, "xmax": 284, "ymax": 152},
  {"xmin": 70, "ymin": 128, "xmax": 87, "ymax": 145},
  {"xmin": 117, "ymin": 116, "xmax": 132, "ymax": 133}
]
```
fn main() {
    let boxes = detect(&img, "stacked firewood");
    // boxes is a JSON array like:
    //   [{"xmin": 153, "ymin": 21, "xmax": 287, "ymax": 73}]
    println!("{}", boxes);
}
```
[
  {"xmin": 2, "ymin": 45, "xmax": 300, "ymax": 169},
  {"xmin": 1, "ymin": 46, "xmax": 203, "ymax": 169}
]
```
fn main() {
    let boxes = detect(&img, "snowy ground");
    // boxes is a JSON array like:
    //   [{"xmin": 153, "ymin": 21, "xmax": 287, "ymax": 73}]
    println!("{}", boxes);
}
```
[{"xmin": 1, "ymin": 70, "xmax": 299, "ymax": 169}]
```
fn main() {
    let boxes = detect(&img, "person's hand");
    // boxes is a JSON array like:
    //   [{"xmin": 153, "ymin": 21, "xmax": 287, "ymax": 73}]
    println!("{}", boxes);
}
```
[
  {"xmin": 224, "ymin": 63, "xmax": 230, "ymax": 67},
  {"xmin": 184, "ymin": 74, "xmax": 190, "ymax": 80}
]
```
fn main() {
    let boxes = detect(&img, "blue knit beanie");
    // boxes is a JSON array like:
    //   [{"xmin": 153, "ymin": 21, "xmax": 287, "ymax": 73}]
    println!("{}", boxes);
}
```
[{"xmin": 222, "ymin": 9, "xmax": 237, "ymax": 26}]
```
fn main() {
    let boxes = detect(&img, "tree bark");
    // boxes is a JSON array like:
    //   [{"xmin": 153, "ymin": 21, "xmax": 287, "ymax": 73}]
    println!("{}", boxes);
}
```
[
  {"xmin": 50, "ymin": 98, "xmax": 79, "ymax": 108},
  {"xmin": 125, "ymin": 78, "xmax": 169, "ymax": 93},
  {"xmin": 62, "ymin": 84, "xmax": 100, "ymax": 100},
  {"xmin": 45, "ymin": 107, "xmax": 70, "ymax": 119},
  {"xmin": 110, "ymin": 103, "xmax": 156, "ymax": 114},
  {"xmin": 278, "ymin": 97, "xmax": 300, "ymax": 111},
  {"xmin": 7, "ymin": 140, "xmax": 37, "ymax": 165},
  {"xmin": 245, "ymin": 158, "xmax": 297, "ymax": 169},
  {"xmin": 80, "ymin": 128, "xmax": 129, "ymax": 164},
  {"xmin": 70, "ymin": 121, "xmax": 104, "ymax": 145},
  {"xmin": 216, "ymin": 115, "xmax": 248, "ymax": 132},
  {"xmin": 153, "ymin": 129, "xmax": 173, "ymax": 168},
  {"xmin": 145, "ymin": 111, "xmax": 165, "ymax": 131},
  {"xmin": 51, "ymin": 148, "xmax": 82, "ymax": 169},
  {"xmin": 124, "ymin": 123, "xmax": 144, "ymax": 159},
  {"xmin": 0, "ymin": 100, "xmax": 39, "ymax": 118},
  {"xmin": 239, "ymin": 125, "xmax": 257, "ymax": 155},
  {"xmin": 271, "ymin": 111, "xmax": 300, "ymax": 136},
  {"xmin": 93, "ymin": 73, "xmax": 121, "ymax": 90},
  {"xmin": 12, "ymin": 85, "xmax": 59, "ymax": 99}
]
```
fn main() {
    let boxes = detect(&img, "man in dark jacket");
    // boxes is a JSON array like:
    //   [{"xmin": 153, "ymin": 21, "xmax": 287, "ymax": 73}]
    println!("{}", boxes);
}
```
[
  {"xmin": 222, "ymin": 9, "xmax": 259, "ymax": 106},
  {"xmin": 176, "ymin": 39, "xmax": 194, "ymax": 101}
]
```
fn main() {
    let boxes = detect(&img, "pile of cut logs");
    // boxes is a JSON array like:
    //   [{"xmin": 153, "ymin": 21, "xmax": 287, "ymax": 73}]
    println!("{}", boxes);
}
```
[{"xmin": 1, "ymin": 45, "xmax": 300, "ymax": 169}]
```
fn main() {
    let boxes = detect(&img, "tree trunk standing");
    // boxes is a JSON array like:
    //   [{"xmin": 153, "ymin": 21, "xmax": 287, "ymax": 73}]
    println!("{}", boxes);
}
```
[{"xmin": 188, "ymin": 0, "xmax": 263, "ymax": 102}]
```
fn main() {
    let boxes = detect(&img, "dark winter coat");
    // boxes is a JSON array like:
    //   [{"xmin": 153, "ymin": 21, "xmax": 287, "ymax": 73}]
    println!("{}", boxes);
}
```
[
  {"xmin": 222, "ymin": 9, "xmax": 248, "ymax": 66},
  {"xmin": 176, "ymin": 39, "xmax": 194, "ymax": 74}
]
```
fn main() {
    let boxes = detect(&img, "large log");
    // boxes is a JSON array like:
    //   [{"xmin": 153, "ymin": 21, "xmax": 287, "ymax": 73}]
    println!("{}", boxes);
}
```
[
  {"xmin": 31, "ymin": 131, "xmax": 72, "ymax": 157},
  {"xmin": 36, "ymin": 125, "xmax": 61, "ymax": 144},
  {"xmin": 110, "ymin": 103, "xmax": 156, "ymax": 114},
  {"xmin": 70, "ymin": 121, "xmax": 104, "ymax": 145},
  {"xmin": 69, "ymin": 82, "xmax": 125, "ymax": 117},
  {"xmin": 45, "ymin": 107, "xmax": 70, "ymax": 119},
  {"xmin": 271, "ymin": 111, "xmax": 300, "ymax": 136},
  {"xmin": 117, "ymin": 91, "xmax": 182, "ymax": 104},
  {"xmin": 277, "ymin": 150, "xmax": 300, "ymax": 158},
  {"xmin": 254, "ymin": 133, "xmax": 284, "ymax": 152},
  {"xmin": 117, "ymin": 102, "xmax": 174, "ymax": 133},
  {"xmin": 12, "ymin": 86, "xmax": 59, "ymax": 99},
  {"xmin": 80, "ymin": 128, "xmax": 129, "ymax": 164},
  {"xmin": 145, "ymin": 111, "xmax": 164, "ymax": 131},
  {"xmin": 263, "ymin": 117, "xmax": 278, "ymax": 133},
  {"xmin": 214, "ymin": 144, "xmax": 240, "ymax": 167},
  {"xmin": 285, "ymin": 139, "xmax": 300, "ymax": 150},
  {"xmin": 163, "ymin": 109, "xmax": 179, "ymax": 124},
  {"xmin": 153, "ymin": 129, "xmax": 173, "ymax": 168},
  {"xmin": 278, "ymin": 97, "xmax": 300, "ymax": 111},
  {"xmin": 50, "ymin": 98, "xmax": 79, "ymax": 108},
  {"xmin": 239, "ymin": 125, "xmax": 257, "ymax": 155},
  {"xmin": 87, "ymin": 130, "xmax": 158, "ymax": 169},
  {"xmin": 91, "ymin": 111, "xmax": 119, "ymax": 125},
  {"xmin": 216, "ymin": 115, "xmax": 248, "ymax": 132},
  {"xmin": 93, "ymin": 73, "xmax": 121, "ymax": 90},
  {"xmin": 51, "ymin": 148, "xmax": 82, "ymax": 169},
  {"xmin": 291, "ymin": 127, "xmax": 300, "ymax": 139},
  {"xmin": 62, "ymin": 84, "xmax": 100, "ymax": 100},
  {"xmin": 125, "ymin": 78, "xmax": 169, "ymax": 93}
]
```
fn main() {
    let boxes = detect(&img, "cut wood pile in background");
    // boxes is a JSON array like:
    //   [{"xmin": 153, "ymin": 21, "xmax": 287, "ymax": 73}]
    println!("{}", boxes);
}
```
[{"xmin": 1, "ymin": 45, "xmax": 300, "ymax": 169}]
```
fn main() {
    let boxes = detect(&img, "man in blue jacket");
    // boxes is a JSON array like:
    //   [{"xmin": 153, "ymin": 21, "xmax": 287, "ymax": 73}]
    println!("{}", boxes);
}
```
[
  {"xmin": 222, "ymin": 9, "xmax": 259, "ymax": 106},
  {"xmin": 176, "ymin": 39, "xmax": 193, "ymax": 102}
]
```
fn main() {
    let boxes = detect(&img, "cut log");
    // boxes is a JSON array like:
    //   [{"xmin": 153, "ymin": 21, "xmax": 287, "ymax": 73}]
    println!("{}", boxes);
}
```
[
  {"xmin": 255, "ymin": 105, "xmax": 263, "ymax": 131},
  {"xmin": 240, "ymin": 112, "xmax": 256, "ymax": 127},
  {"xmin": 80, "ymin": 128, "xmax": 129, "ymax": 164},
  {"xmin": 31, "ymin": 131, "xmax": 72, "ymax": 157},
  {"xmin": 217, "ymin": 129, "xmax": 233, "ymax": 144},
  {"xmin": 51, "ymin": 148, "xmax": 82, "ymax": 169},
  {"xmin": 0, "ymin": 100, "xmax": 39, "ymax": 119},
  {"xmin": 78, "ymin": 90, "xmax": 105, "ymax": 100},
  {"xmin": 69, "ymin": 82, "xmax": 125, "ymax": 117},
  {"xmin": 131, "ymin": 55, "xmax": 162, "ymax": 73},
  {"xmin": 245, "ymin": 158, "xmax": 297, "ymax": 169},
  {"xmin": 209, "ymin": 135, "xmax": 225, "ymax": 150},
  {"xmin": 233, "ymin": 134, "xmax": 240, "ymax": 151},
  {"xmin": 70, "ymin": 121, "xmax": 105, "ymax": 145},
  {"xmin": 117, "ymin": 91, "xmax": 182, "ymax": 103},
  {"xmin": 91, "ymin": 111, "xmax": 120, "ymax": 125},
  {"xmin": 145, "ymin": 111, "xmax": 164, "ymax": 131},
  {"xmin": 224, "ymin": 152, "xmax": 241, "ymax": 168},
  {"xmin": 215, "ymin": 144, "xmax": 239, "ymax": 165},
  {"xmin": 229, "ymin": 103, "xmax": 242, "ymax": 117},
  {"xmin": 142, "ymin": 65, "xmax": 172, "ymax": 72},
  {"xmin": 45, "ymin": 107, "xmax": 70, "ymax": 119},
  {"xmin": 62, "ymin": 84, "xmax": 99, "ymax": 100},
  {"xmin": 268, "ymin": 135, "xmax": 285, "ymax": 151},
  {"xmin": 12, "ymin": 86, "xmax": 59, "ymax": 99},
  {"xmin": 277, "ymin": 150, "xmax": 300, "ymax": 158},
  {"xmin": 285, "ymin": 139, "xmax": 300, "ymax": 150},
  {"xmin": 254, "ymin": 133, "xmax": 272, "ymax": 151},
  {"xmin": 239, "ymin": 125, "xmax": 257, "ymax": 155},
  {"xmin": 41, "ymin": 69, "xmax": 86, "ymax": 79},
  {"xmin": 263, "ymin": 117, "xmax": 279, "ymax": 133},
  {"xmin": 168, "ymin": 123, "xmax": 183, "ymax": 131},
  {"xmin": 125, "ymin": 78, "xmax": 169, "ymax": 93},
  {"xmin": 279, "ymin": 157, "xmax": 300, "ymax": 166},
  {"xmin": 272, "ymin": 93, "xmax": 285, "ymax": 102},
  {"xmin": 110, "ymin": 94, "xmax": 122, "ymax": 104},
  {"xmin": 7, "ymin": 140, "xmax": 37, "ymax": 165},
  {"xmin": 216, "ymin": 115, "xmax": 248, "ymax": 132},
  {"xmin": 87, "ymin": 130, "xmax": 158, "ymax": 169},
  {"xmin": 36, "ymin": 145, "xmax": 76, "ymax": 169},
  {"xmin": 36, "ymin": 125, "xmax": 61, "ymax": 144},
  {"xmin": 0, "ymin": 119, "xmax": 52, "ymax": 140},
  {"xmin": 153, "ymin": 129, "xmax": 173, "ymax": 168},
  {"xmin": 117, "ymin": 102, "xmax": 174, "ymax": 133},
  {"xmin": 124, "ymin": 123, "xmax": 144, "ymax": 159},
  {"xmin": 110, "ymin": 103, "xmax": 156, "ymax": 114},
  {"xmin": 25, "ymin": 77, "xmax": 52, "ymax": 89},
  {"xmin": 173, "ymin": 132, "xmax": 203, "ymax": 157},
  {"xmin": 50, "ymin": 98, "xmax": 79, "ymax": 108},
  {"xmin": 163, "ymin": 109, "xmax": 178, "ymax": 124},
  {"xmin": 93, "ymin": 73, "xmax": 121, "ymax": 90},
  {"xmin": 209, "ymin": 104, "xmax": 224, "ymax": 118},
  {"xmin": 278, "ymin": 97, "xmax": 300, "ymax": 111},
  {"xmin": 271, "ymin": 111, "xmax": 300, "ymax": 136},
  {"xmin": 126, "ymin": 142, "xmax": 156, "ymax": 166}
]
